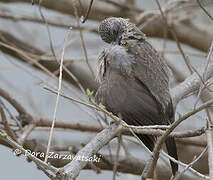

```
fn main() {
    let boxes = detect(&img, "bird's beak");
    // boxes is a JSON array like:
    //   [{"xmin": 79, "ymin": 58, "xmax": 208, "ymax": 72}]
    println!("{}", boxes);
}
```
[{"xmin": 115, "ymin": 31, "xmax": 122, "ymax": 45}]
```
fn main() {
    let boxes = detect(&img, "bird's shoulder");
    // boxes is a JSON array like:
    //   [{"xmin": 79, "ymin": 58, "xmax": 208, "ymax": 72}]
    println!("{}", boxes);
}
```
[
  {"xmin": 95, "ymin": 71, "xmax": 166, "ymax": 125},
  {"xmin": 121, "ymin": 38, "xmax": 170, "ymax": 78},
  {"xmin": 120, "ymin": 37, "xmax": 172, "ymax": 111}
]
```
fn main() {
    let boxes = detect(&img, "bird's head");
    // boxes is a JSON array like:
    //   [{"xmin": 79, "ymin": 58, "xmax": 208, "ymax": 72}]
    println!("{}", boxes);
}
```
[
  {"xmin": 98, "ymin": 17, "xmax": 129, "ymax": 44},
  {"xmin": 99, "ymin": 17, "xmax": 145, "ymax": 44}
]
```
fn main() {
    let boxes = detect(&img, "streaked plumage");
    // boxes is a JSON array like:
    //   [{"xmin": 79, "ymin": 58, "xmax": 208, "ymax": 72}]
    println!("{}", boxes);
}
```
[{"xmin": 95, "ymin": 17, "xmax": 178, "ymax": 175}]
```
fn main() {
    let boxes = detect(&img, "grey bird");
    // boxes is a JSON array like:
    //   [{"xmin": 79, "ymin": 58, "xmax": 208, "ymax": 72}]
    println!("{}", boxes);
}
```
[{"xmin": 95, "ymin": 17, "xmax": 178, "ymax": 176}]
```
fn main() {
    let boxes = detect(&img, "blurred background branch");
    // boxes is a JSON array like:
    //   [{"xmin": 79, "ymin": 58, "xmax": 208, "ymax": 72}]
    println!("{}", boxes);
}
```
[{"xmin": 0, "ymin": 0, "xmax": 213, "ymax": 180}]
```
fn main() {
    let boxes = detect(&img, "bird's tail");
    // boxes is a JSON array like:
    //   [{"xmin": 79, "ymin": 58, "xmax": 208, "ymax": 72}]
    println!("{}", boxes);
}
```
[
  {"xmin": 165, "ymin": 137, "xmax": 178, "ymax": 175},
  {"xmin": 136, "ymin": 134, "xmax": 155, "ymax": 152},
  {"xmin": 137, "ymin": 134, "xmax": 178, "ymax": 176}
]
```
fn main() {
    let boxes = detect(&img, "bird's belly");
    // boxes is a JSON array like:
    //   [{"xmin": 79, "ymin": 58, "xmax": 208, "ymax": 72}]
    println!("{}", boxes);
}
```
[{"xmin": 101, "ymin": 74, "xmax": 161, "ymax": 126}]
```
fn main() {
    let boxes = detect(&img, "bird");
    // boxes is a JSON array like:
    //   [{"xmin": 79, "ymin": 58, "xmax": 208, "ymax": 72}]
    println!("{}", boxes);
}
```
[{"xmin": 95, "ymin": 17, "xmax": 178, "ymax": 176}]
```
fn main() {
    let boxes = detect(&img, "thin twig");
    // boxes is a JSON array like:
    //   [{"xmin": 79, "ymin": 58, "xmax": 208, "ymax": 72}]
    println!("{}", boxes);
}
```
[
  {"xmin": 174, "ymin": 146, "xmax": 208, "ymax": 180},
  {"xmin": 37, "ymin": 1, "xmax": 86, "ymax": 94},
  {"xmin": 0, "ymin": 11, "xmax": 97, "ymax": 33},
  {"xmin": 81, "ymin": 0, "xmax": 94, "ymax": 23},
  {"xmin": 194, "ymin": 41, "xmax": 213, "ymax": 109},
  {"xmin": 0, "ymin": 87, "xmax": 29, "ymax": 116},
  {"xmin": 0, "ymin": 99, "xmax": 22, "ymax": 129},
  {"xmin": 0, "ymin": 131, "xmax": 58, "ymax": 174},
  {"xmin": 112, "ymin": 134, "xmax": 121, "ymax": 180},
  {"xmin": 18, "ymin": 123, "xmax": 36, "ymax": 145},
  {"xmin": 155, "ymin": 0, "xmax": 193, "ymax": 74},
  {"xmin": 206, "ymin": 122, "xmax": 213, "ymax": 179},
  {"xmin": 142, "ymin": 98, "xmax": 213, "ymax": 179},
  {"xmin": 44, "ymin": 29, "xmax": 71, "ymax": 163},
  {"xmin": 42, "ymin": 85, "xmax": 170, "ymax": 130},
  {"xmin": 0, "ymin": 41, "xmax": 59, "ymax": 83},
  {"xmin": 0, "ymin": 42, "xmax": 96, "ymax": 123},
  {"xmin": 176, "ymin": 138, "xmax": 206, "ymax": 147},
  {"xmin": 161, "ymin": 151, "xmax": 209, "ymax": 179},
  {"xmin": 0, "ymin": 127, "xmax": 208, "ymax": 179},
  {"xmin": 36, "ymin": 118, "xmax": 206, "ymax": 138},
  {"xmin": 197, "ymin": 0, "xmax": 213, "ymax": 21},
  {"xmin": 38, "ymin": 0, "xmax": 57, "ymax": 61},
  {"xmin": 72, "ymin": 0, "xmax": 95, "ymax": 78},
  {"xmin": 99, "ymin": 0, "xmax": 142, "ymax": 12},
  {"xmin": 0, "ymin": 104, "xmax": 17, "ymax": 141}
]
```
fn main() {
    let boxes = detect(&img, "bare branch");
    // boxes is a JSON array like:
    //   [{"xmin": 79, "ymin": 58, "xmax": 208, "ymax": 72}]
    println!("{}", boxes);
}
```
[
  {"xmin": 0, "ymin": 87, "xmax": 29, "ymax": 116},
  {"xmin": 0, "ymin": 104, "xmax": 17, "ymax": 141},
  {"xmin": 58, "ymin": 123, "xmax": 122, "ymax": 180},
  {"xmin": 1, "ymin": 0, "xmax": 213, "ymax": 51},
  {"xmin": 0, "ymin": 131, "xmax": 59, "ymax": 174},
  {"xmin": 141, "ymin": 98, "xmax": 213, "ymax": 179},
  {"xmin": 206, "ymin": 128, "xmax": 213, "ymax": 179},
  {"xmin": 174, "ymin": 146, "xmax": 207, "ymax": 179}
]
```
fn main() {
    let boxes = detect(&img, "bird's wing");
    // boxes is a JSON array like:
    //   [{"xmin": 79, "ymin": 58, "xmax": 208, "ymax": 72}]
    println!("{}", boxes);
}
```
[
  {"xmin": 95, "ymin": 69, "xmax": 160, "ymax": 150},
  {"xmin": 123, "ymin": 39, "xmax": 174, "ymax": 123},
  {"xmin": 95, "ymin": 46, "xmax": 166, "ymax": 126},
  {"xmin": 95, "ymin": 71, "xmax": 162, "ymax": 126}
]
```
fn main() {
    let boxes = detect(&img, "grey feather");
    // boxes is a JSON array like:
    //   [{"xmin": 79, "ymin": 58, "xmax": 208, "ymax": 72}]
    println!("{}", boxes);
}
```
[{"xmin": 96, "ymin": 17, "xmax": 178, "ymax": 176}]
